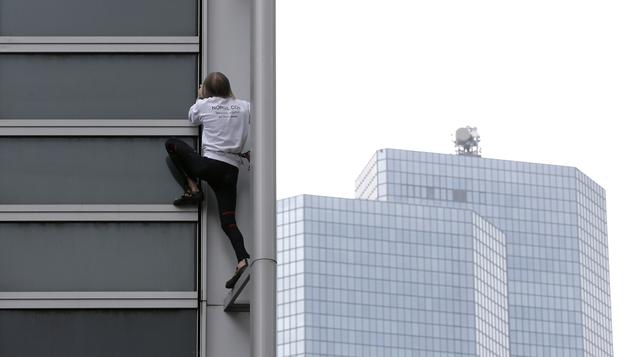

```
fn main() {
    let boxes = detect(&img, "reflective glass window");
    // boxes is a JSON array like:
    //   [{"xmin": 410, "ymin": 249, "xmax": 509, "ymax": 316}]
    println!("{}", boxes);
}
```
[
  {"xmin": 0, "ymin": 222, "xmax": 196, "ymax": 291},
  {"xmin": 0, "ymin": 137, "xmax": 195, "ymax": 204},
  {"xmin": 0, "ymin": 54, "xmax": 197, "ymax": 119},
  {"xmin": 0, "ymin": 309, "xmax": 197, "ymax": 357},
  {"xmin": 0, "ymin": 0, "xmax": 197, "ymax": 36}
]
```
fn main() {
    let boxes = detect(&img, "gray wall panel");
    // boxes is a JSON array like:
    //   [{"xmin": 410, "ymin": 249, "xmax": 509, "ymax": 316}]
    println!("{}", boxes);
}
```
[
  {"xmin": 0, "ymin": 309, "xmax": 197, "ymax": 357},
  {"xmin": 0, "ymin": 222, "xmax": 196, "ymax": 291},
  {"xmin": 207, "ymin": 306, "xmax": 250, "ymax": 357},
  {"xmin": 0, "ymin": 0, "xmax": 197, "ymax": 36},
  {"xmin": 0, "ymin": 137, "xmax": 195, "ymax": 204},
  {"xmin": 207, "ymin": 0, "xmax": 251, "ymax": 99},
  {"xmin": 205, "ymin": 0, "xmax": 254, "ymax": 303},
  {"xmin": 0, "ymin": 54, "xmax": 197, "ymax": 119},
  {"xmin": 203, "ymin": 2, "xmax": 253, "ymax": 355}
]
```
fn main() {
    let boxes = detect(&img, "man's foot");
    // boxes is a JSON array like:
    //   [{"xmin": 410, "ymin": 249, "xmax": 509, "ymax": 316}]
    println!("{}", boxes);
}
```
[
  {"xmin": 173, "ymin": 191, "xmax": 203, "ymax": 206},
  {"xmin": 225, "ymin": 258, "xmax": 249, "ymax": 289}
]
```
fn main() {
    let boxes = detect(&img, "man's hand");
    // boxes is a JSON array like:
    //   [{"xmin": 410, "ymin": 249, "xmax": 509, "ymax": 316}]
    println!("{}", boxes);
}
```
[{"xmin": 240, "ymin": 151, "xmax": 251, "ymax": 162}]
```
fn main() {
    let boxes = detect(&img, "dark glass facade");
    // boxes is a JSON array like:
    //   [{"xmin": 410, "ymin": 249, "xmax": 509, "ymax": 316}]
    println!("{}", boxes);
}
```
[{"xmin": 0, "ymin": 1, "xmax": 201, "ymax": 355}]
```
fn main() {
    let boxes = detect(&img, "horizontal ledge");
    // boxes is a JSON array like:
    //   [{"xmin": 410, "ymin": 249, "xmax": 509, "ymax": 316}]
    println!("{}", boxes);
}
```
[
  {"xmin": 0, "ymin": 292, "xmax": 198, "ymax": 309},
  {"xmin": 0, "ymin": 300, "xmax": 198, "ymax": 309},
  {"xmin": 224, "ymin": 303, "xmax": 250, "ymax": 312},
  {"xmin": 0, "ymin": 37, "xmax": 200, "ymax": 44},
  {"xmin": 223, "ymin": 267, "xmax": 251, "ymax": 312},
  {"xmin": 205, "ymin": 303, "xmax": 249, "ymax": 307},
  {"xmin": 0, "ymin": 120, "xmax": 199, "ymax": 136},
  {"xmin": 0, "ymin": 37, "xmax": 200, "ymax": 53},
  {"xmin": 0, "ymin": 204, "xmax": 197, "ymax": 212},
  {"xmin": 0, "ymin": 44, "xmax": 199, "ymax": 53},
  {"xmin": 0, "ymin": 205, "xmax": 198, "ymax": 222},
  {"xmin": 0, "ymin": 292, "xmax": 197, "ymax": 300},
  {"xmin": 0, "ymin": 120, "xmax": 196, "ymax": 127},
  {"xmin": 0, "ymin": 128, "xmax": 199, "ymax": 136}
]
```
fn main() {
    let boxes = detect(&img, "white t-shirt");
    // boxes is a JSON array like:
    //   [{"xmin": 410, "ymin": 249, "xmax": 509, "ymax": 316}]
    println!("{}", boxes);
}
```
[{"xmin": 188, "ymin": 96, "xmax": 251, "ymax": 167}]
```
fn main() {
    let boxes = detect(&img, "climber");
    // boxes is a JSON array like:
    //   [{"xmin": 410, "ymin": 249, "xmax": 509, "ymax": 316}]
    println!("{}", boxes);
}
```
[{"xmin": 165, "ymin": 71, "xmax": 251, "ymax": 289}]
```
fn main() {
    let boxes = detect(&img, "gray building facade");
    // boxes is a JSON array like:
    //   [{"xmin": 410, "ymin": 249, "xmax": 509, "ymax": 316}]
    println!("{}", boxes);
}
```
[
  {"xmin": 278, "ymin": 149, "xmax": 612, "ymax": 357},
  {"xmin": 0, "ymin": 1, "xmax": 262, "ymax": 356}
]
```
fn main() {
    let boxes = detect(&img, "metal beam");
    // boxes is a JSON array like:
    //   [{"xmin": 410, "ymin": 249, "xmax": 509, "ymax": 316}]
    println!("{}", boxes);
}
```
[
  {"xmin": 0, "ymin": 291, "xmax": 198, "ymax": 309},
  {"xmin": 223, "ymin": 268, "xmax": 252, "ymax": 312},
  {"xmin": 251, "ymin": 0, "xmax": 277, "ymax": 356},
  {"xmin": 0, "ymin": 204, "xmax": 197, "ymax": 222},
  {"xmin": 0, "ymin": 44, "xmax": 199, "ymax": 53},
  {"xmin": 0, "ymin": 37, "xmax": 200, "ymax": 53},
  {"xmin": 0, "ymin": 292, "xmax": 197, "ymax": 299},
  {"xmin": 0, "ymin": 37, "xmax": 199, "ymax": 43},
  {"xmin": 198, "ymin": 4, "xmax": 208, "ymax": 357},
  {"xmin": 0, "ymin": 120, "xmax": 198, "ymax": 136},
  {"xmin": 0, "ymin": 299, "xmax": 198, "ymax": 309}
]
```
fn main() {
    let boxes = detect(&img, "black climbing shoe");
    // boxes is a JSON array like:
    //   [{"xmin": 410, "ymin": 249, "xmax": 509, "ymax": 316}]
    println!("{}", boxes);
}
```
[
  {"xmin": 225, "ymin": 259, "xmax": 249, "ymax": 289},
  {"xmin": 173, "ymin": 191, "xmax": 203, "ymax": 206}
]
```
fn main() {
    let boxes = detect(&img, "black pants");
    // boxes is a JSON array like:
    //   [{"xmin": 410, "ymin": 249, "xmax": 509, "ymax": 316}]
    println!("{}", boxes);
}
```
[{"xmin": 165, "ymin": 138, "xmax": 250, "ymax": 262}]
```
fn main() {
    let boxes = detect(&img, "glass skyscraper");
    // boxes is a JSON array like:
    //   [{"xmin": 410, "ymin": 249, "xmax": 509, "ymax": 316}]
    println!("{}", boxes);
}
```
[{"xmin": 277, "ymin": 149, "xmax": 612, "ymax": 357}]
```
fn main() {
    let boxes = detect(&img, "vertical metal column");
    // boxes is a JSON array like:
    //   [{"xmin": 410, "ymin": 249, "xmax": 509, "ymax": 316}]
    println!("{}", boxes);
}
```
[
  {"xmin": 250, "ymin": 0, "xmax": 276, "ymax": 357},
  {"xmin": 199, "ymin": 1, "xmax": 208, "ymax": 356}
]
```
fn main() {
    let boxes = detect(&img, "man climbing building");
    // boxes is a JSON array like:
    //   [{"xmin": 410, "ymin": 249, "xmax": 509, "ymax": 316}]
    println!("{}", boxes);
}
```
[{"xmin": 165, "ymin": 71, "xmax": 251, "ymax": 289}]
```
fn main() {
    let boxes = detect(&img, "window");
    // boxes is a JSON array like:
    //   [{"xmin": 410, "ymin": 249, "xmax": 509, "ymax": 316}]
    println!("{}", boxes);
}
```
[
  {"xmin": 0, "ymin": 54, "xmax": 197, "ymax": 119},
  {"xmin": 0, "ymin": 0, "xmax": 197, "ymax": 36},
  {"xmin": 0, "ymin": 309, "xmax": 197, "ymax": 357},
  {"xmin": 0, "ymin": 137, "xmax": 196, "ymax": 204},
  {"xmin": 0, "ymin": 222, "xmax": 196, "ymax": 291}
]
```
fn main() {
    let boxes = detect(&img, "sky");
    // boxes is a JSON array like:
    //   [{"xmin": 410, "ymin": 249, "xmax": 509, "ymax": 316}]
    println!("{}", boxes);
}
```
[{"xmin": 276, "ymin": 0, "xmax": 640, "ymax": 355}]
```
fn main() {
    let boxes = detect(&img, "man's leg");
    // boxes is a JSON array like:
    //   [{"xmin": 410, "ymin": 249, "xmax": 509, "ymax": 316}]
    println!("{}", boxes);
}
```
[
  {"xmin": 165, "ymin": 138, "xmax": 205, "ymax": 205},
  {"xmin": 213, "ymin": 179, "xmax": 251, "ymax": 263},
  {"xmin": 202, "ymin": 160, "xmax": 251, "ymax": 288},
  {"xmin": 216, "ymin": 185, "xmax": 251, "ymax": 289}
]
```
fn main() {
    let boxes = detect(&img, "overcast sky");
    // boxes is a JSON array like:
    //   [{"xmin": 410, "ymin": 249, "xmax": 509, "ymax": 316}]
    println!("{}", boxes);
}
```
[{"xmin": 276, "ymin": 0, "xmax": 639, "ymax": 355}]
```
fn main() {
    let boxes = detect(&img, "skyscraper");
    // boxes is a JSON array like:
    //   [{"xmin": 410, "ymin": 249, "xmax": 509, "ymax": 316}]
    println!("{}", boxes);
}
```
[
  {"xmin": 277, "ymin": 149, "xmax": 612, "ymax": 357},
  {"xmin": 0, "ymin": 1, "xmax": 276, "ymax": 356}
]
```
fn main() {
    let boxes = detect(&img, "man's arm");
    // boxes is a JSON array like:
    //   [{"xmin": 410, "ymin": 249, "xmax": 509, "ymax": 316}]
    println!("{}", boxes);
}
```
[{"xmin": 188, "ymin": 86, "xmax": 206, "ymax": 125}]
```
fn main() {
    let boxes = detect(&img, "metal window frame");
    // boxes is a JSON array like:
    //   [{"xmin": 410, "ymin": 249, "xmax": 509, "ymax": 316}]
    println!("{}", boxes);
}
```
[
  {"xmin": 0, "ymin": 36, "xmax": 199, "ymax": 53},
  {"xmin": 196, "ymin": 3, "xmax": 207, "ymax": 357},
  {"xmin": 0, "ymin": 211, "xmax": 199, "ymax": 310},
  {"xmin": 0, "ymin": 205, "xmax": 197, "ymax": 222},
  {"xmin": 0, "ymin": 292, "xmax": 198, "ymax": 309},
  {"xmin": 0, "ymin": 212, "xmax": 199, "ymax": 305},
  {"xmin": 0, "ymin": 120, "xmax": 198, "ymax": 136}
]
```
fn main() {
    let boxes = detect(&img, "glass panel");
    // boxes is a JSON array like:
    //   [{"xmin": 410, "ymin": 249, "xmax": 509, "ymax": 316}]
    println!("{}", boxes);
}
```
[
  {"xmin": 0, "ymin": 137, "xmax": 196, "ymax": 204},
  {"xmin": 0, "ymin": 54, "xmax": 197, "ymax": 119},
  {"xmin": 0, "ymin": 222, "xmax": 195, "ymax": 291},
  {"xmin": 0, "ymin": 310, "xmax": 197, "ymax": 357},
  {"xmin": 453, "ymin": 189, "xmax": 468, "ymax": 203},
  {"xmin": 0, "ymin": 0, "xmax": 197, "ymax": 36}
]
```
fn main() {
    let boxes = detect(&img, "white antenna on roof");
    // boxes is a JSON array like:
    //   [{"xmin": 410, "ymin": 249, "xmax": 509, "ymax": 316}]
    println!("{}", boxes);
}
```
[{"xmin": 454, "ymin": 126, "xmax": 481, "ymax": 157}]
